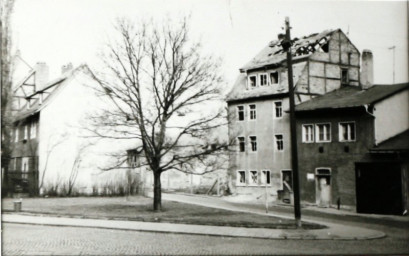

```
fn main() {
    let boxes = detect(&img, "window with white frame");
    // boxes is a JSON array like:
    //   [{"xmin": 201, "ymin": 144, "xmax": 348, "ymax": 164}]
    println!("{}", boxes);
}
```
[
  {"xmin": 24, "ymin": 125, "xmax": 28, "ymax": 140},
  {"xmin": 248, "ymin": 75, "xmax": 257, "ymax": 88},
  {"xmin": 259, "ymin": 73, "xmax": 268, "ymax": 86},
  {"xmin": 249, "ymin": 136, "xmax": 257, "ymax": 152},
  {"xmin": 249, "ymin": 170, "xmax": 258, "ymax": 185},
  {"xmin": 237, "ymin": 170, "xmax": 246, "ymax": 185},
  {"xmin": 249, "ymin": 104, "xmax": 256, "ymax": 120},
  {"xmin": 270, "ymin": 71, "xmax": 279, "ymax": 84},
  {"xmin": 316, "ymin": 123, "xmax": 331, "ymax": 142},
  {"xmin": 273, "ymin": 101, "xmax": 282, "ymax": 118},
  {"xmin": 261, "ymin": 170, "xmax": 271, "ymax": 185},
  {"xmin": 30, "ymin": 122, "xmax": 37, "ymax": 139},
  {"xmin": 339, "ymin": 122, "xmax": 356, "ymax": 142},
  {"xmin": 237, "ymin": 137, "xmax": 245, "ymax": 152},
  {"xmin": 15, "ymin": 127, "xmax": 19, "ymax": 142},
  {"xmin": 275, "ymin": 134, "xmax": 284, "ymax": 151},
  {"xmin": 237, "ymin": 106, "xmax": 244, "ymax": 121},
  {"xmin": 302, "ymin": 124, "xmax": 314, "ymax": 143}
]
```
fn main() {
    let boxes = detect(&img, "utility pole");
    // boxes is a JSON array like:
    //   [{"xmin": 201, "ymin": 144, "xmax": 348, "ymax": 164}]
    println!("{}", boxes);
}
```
[
  {"xmin": 388, "ymin": 46, "xmax": 396, "ymax": 84},
  {"xmin": 279, "ymin": 17, "xmax": 302, "ymax": 227}
]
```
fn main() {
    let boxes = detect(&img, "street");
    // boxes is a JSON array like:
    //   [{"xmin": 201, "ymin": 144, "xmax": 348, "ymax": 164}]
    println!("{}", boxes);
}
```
[{"xmin": 2, "ymin": 221, "xmax": 408, "ymax": 255}]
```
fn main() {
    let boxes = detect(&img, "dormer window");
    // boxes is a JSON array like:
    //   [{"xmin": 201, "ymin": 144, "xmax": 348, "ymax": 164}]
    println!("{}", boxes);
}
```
[
  {"xmin": 270, "ymin": 71, "xmax": 279, "ymax": 84},
  {"xmin": 259, "ymin": 73, "xmax": 268, "ymax": 86},
  {"xmin": 248, "ymin": 75, "xmax": 257, "ymax": 88}
]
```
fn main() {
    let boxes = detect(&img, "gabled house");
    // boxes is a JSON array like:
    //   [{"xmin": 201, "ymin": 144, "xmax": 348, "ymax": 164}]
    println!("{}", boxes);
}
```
[
  {"xmin": 5, "ymin": 61, "xmax": 129, "ymax": 196},
  {"xmin": 226, "ymin": 29, "xmax": 363, "ymax": 199},
  {"xmin": 295, "ymin": 82, "xmax": 409, "ymax": 214}
]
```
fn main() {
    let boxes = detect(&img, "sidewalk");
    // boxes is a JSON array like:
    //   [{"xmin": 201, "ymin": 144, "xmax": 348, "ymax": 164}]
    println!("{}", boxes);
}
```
[
  {"xmin": 161, "ymin": 192, "xmax": 409, "ymax": 224},
  {"xmin": 2, "ymin": 213, "xmax": 384, "ymax": 240},
  {"xmin": 2, "ymin": 193, "xmax": 386, "ymax": 240}
]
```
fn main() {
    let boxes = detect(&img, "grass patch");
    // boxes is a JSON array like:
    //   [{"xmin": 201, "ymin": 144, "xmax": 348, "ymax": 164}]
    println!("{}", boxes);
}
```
[{"xmin": 2, "ymin": 196, "xmax": 324, "ymax": 229}]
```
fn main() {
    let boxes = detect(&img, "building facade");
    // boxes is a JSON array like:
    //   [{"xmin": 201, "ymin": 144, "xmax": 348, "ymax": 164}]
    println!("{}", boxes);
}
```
[
  {"xmin": 126, "ymin": 149, "xmax": 228, "ymax": 195},
  {"xmin": 295, "ymin": 83, "xmax": 409, "ymax": 214},
  {"xmin": 5, "ymin": 61, "xmax": 131, "ymax": 196},
  {"xmin": 227, "ymin": 29, "xmax": 362, "ymax": 199}
]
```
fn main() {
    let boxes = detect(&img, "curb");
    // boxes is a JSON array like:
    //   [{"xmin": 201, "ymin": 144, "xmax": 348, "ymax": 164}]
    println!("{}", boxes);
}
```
[{"xmin": 2, "ymin": 213, "xmax": 385, "ymax": 240}]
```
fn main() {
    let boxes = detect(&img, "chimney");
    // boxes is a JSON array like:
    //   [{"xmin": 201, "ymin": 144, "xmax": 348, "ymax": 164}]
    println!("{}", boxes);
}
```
[
  {"xmin": 360, "ymin": 49, "xmax": 374, "ymax": 89},
  {"xmin": 34, "ymin": 62, "xmax": 50, "ymax": 91},
  {"xmin": 61, "ymin": 62, "xmax": 73, "ymax": 74}
]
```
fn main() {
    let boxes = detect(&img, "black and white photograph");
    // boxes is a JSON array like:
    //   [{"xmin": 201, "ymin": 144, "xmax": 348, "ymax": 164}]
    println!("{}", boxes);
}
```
[{"xmin": 1, "ymin": 0, "xmax": 408, "ymax": 255}]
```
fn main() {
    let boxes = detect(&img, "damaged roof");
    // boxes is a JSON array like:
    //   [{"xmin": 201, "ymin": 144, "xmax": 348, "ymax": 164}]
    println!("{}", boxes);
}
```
[
  {"xmin": 14, "ymin": 65, "xmax": 90, "ymax": 121},
  {"xmin": 240, "ymin": 29, "xmax": 337, "ymax": 72},
  {"xmin": 295, "ymin": 83, "xmax": 409, "ymax": 112}
]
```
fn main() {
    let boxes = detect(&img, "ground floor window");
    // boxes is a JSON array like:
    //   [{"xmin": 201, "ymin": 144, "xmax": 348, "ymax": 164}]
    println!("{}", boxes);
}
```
[
  {"xmin": 237, "ymin": 170, "xmax": 246, "ymax": 185},
  {"xmin": 261, "ymin": 170, "xmax": 271, "ymax": 185},
  {"xmin": 249, "ymin": 170, "xmax": 258, "ymax": 185}
]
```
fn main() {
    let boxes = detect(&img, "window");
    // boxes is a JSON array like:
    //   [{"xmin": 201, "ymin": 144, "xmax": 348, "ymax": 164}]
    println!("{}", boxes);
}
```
[
  {"xmin": 341, "ymin": 68, "xmax": 349, "ymax": 85},
  {"xmin": 249, "ymin": 170, "xmax": 258, "ymax": 185},
  {"xmin": 237, "ymin": 106, "xmax": 244, "ymax": 121},
  {"xmin": 24, "ymin": 125, "xmax": 28, "ymax": 140},
  {"xmin": 270, "ymin": 71, "xmax": 279, "ymax": 84},
  {"xmin": 261, "ymin": 170, "xmax": 271, "ymax": 185},
  {"xmin": 15, "ymin": 127, "xmax": 19, "ymax": 142},
  {"xmin": 249, "ymin": 104, "xmax": 256, "ymax": 120},
  {"xmin": 315, "ymin": 123, "xmax": 331, "ymax": 142},
  {"xmin": 339, "ymin": 122, "xmax": 356, "ymax": 142},
  {"xmin": 274, "ymin": 101, "xmax": 282, "ymax": 118},
  {"xmin": 259, "ymin": 73, "xmax": 268, "ymax": 86},
  {"xmin": 237, "ymin": 170, "xmax": 246, "ymax": 185},
  {"xmin": 22, "ymin": 157, "xmax": 29, "ymax": 179},
  {"xmin": 302, "ymin": 124, "xmax": 314, "ymax": 143},
  {"xmin": 275, "ymin": 134, "xmax": 284, "ymax": 151},
  {"xmin": 249, "ymin": 136, "xmax": 257, "ymax": 152},
  {"xmin": 30, "ymin": 122, "xmax": 37, "ymax": 139},
  {"xmin": 237, "ymin": 137, "xmax": 245, "ymax": 152},
  {"xmin": 249, "ymin": 76, "xmax": 257, "ymax": 88}
]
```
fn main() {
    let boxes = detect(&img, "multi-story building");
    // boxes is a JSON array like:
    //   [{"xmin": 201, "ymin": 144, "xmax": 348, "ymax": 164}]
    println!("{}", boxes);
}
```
[
  {"xmin": 226, "ymin": 28, "xmax": 363, "ymax": 199},
  {"xmin": 5, "ymin": 61, "xmax": 131, "ymax": 196},
  {"xmin": 295, "ymin": 82, "xmax": 409, "ymax": 214}
]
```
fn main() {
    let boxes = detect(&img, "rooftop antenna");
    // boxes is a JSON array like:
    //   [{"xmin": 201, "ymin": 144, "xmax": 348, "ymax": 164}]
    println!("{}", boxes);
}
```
[{"xmin": 388, "ymin": 46, "xmax": 396, "ymax": 84}]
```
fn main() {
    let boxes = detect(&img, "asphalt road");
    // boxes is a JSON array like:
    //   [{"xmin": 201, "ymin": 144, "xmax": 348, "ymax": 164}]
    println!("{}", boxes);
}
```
[{"xmin": 2, "ymin": 222, "xmax": 409, "ymax": 255}]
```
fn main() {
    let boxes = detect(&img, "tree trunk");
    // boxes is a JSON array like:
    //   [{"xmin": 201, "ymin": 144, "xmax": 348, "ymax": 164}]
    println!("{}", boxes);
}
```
[{"xmin": 153, "ymin": 172, "xmax": 162, "ymax": 211}]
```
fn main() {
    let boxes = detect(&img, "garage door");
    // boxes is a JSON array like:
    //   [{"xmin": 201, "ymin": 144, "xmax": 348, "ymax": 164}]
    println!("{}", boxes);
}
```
[{"xmin": 355, "ymin": 163, "xmax": 403, "ymax": 215}]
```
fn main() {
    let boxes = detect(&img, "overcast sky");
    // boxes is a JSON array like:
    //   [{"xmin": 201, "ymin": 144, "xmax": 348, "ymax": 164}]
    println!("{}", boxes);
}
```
[{"xmin": 11, "ymin": 0, "xmax": 408, "ymax": 91}]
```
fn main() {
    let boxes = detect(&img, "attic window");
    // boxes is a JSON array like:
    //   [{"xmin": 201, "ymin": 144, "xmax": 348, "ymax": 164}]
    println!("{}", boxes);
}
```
[
  {"xmin": 248, "ymin": 75, "xmax": 257, "ymax": 88},
  {"xmin": 321, "ymin": 42, "xmax": 329, "ymax": 53},
  {"xmin": 259, "ymin": 74, "xmax": 268, "ymax": 86},
  {"xmin": 270, "ymin": 72, "xmax": 279, "ymax": 84}
]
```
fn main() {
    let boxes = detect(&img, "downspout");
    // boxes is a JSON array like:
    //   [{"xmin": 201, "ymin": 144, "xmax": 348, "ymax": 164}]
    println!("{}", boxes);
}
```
[{"xmin": 363, "ymin": 104, "xmax": 377, "ymax": 146}]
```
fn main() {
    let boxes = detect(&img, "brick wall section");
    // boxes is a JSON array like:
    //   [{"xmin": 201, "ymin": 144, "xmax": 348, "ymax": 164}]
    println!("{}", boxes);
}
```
[{"xmin": 295, "ymin": 107, "xmax": 374, "ymax": 207}]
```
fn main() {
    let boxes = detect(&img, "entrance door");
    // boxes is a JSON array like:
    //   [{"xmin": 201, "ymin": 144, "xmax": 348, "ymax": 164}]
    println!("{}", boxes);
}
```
[{"xmin": 316, "ymin": 168, "xmax": 331, "ymax": 207}]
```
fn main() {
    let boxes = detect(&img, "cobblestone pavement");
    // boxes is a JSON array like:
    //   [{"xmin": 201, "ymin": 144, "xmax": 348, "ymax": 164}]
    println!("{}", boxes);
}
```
[{"xmin": 3, "ymin": 223, "xmax": 409, "ymax": 255}]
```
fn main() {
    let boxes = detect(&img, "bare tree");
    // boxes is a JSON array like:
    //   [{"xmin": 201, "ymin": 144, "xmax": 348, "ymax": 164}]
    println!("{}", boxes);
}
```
[
  {"xmin": 89, "ymin": 17, "xmax": 230, "ymax": 211},
  {"xmin": 1, "ymin": 0, "xmax": 15, "ymax": 195},
  {"xmin": 67, "ymin": 142, "xmax": 94, "ymax": 196},
  {"xmin": 39, "ymin": 133, "xmax": 68, "ymax": 192}
]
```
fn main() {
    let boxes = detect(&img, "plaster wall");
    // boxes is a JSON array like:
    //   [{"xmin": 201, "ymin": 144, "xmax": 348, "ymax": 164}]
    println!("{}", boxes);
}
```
[
  {"xmin": 38, "ymin": 69, "xmax": 131, "ymax": 194},
  {"xmin": 374, "ymin": 89, "xmax": 409, "ymax": 144},
  {"xmin": 228, "ymin": 97, "xmax": 291, "ymax": 196}
]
